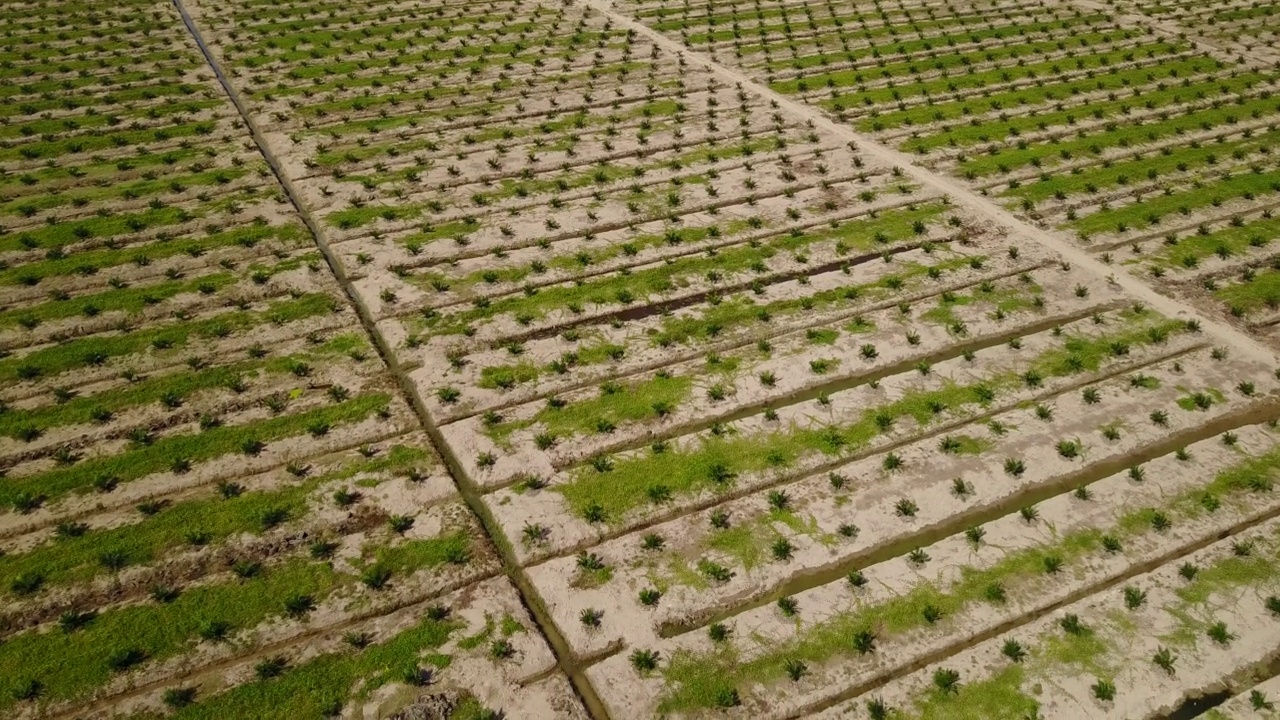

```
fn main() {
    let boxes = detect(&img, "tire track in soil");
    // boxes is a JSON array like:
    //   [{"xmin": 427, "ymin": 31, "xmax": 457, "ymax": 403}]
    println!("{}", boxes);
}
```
[{"xmin": 167, "ymin": 2, "xmax": 615, "ymax": 719}]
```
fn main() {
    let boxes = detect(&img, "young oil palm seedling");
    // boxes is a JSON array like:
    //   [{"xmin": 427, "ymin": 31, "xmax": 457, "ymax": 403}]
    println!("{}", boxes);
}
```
[
  {"xmin": 629, "ymin": 648, "xmax": 659, "ymax": 674},
  {"xmin": 933, "ymin": 668, "xmax": 961, "ymax": 694},
  {"xmin": 1002, "ymin": 639, "xmax": 1027, "ymax": 663}
]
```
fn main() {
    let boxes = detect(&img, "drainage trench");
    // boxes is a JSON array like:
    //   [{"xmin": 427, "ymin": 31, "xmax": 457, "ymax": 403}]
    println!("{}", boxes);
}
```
[{"xmin": 1157, "ymin": 652, "xmax": 1280, "ymax": 720}]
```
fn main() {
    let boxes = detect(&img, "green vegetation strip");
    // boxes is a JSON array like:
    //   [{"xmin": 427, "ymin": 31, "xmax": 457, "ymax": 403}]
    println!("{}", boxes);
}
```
[
  {"xmin": 415, "ymin": 204, "xmax": 946, "ymax": 336},
  {"xmin": 960, "ymin": 94, "xmax": 1280, "ymax": 177},
  {"xmin": 473, "ymin": 254, "xmax": 972, "ymax": 395},
  {"xmin": 3, "ymin": 163, "xmax": 253, "ymax": 217},
  {"xmin": 758, "ymin": 14, "xmax": 1111, "ymax": 71},
  {"xmin": 1215, "ymin": 267, "xmax": 1280, "ymax": 313},
  {"xmin": 893, "ymin": 58, "xmax": 1242, "ymax": 150},
  {"xmin": 133, "ymin": 615, "xmax": 460, "ymax": 720},
  {"xmin": 1143, "ymin": 215, "xmax": 1280, "ymax": 269},
  {"xmin": 0, "ymin": 393, "xmax": 390, "ymax": 508},
  {"xmin": 327, "ymin": 131, "xmax": 782, "ymax": 228},
  {"xmin": 490, "ymin": 374, "xmax": 694, "ymax": 447},
  {"xmin": 1, "ymin": 274, "xmax": 238, "ymax": 329},
  {"xmin": 0, "ymin": 223, "xmax": 307, "ymax": 286},
  {"xmin": 0, "ymin": 119, "xmax": 226, "ymax": 170},
  {"xmin": 0, "ymin": 292, "xmax": 336, "ymax": 383},
  {"xmin": 0, "ymin": 527, "xmax": 470, "ymax": 712},
  {"xmin": 0, "ymin": 335, "xmax": 369, "ymax": 439},
  {"xmin": 0, "ymin": 446, "xmax": 429, "ymax": 591},
  {"xmin": 1070, "ymin": 167, "xmax": 1280, "ymax": 236},
  {"xmin": 1007, "ymin": 126, "xmax": 1280, "ymax": 205},
  {"xmin": 773, "ymin": 30, "xmax": 1134, "ymax": 95}
]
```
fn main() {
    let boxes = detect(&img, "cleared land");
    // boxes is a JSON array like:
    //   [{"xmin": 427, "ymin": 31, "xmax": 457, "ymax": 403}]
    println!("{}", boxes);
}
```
[{"xmin": 3, "ymin": 0, "xmax": 1280, "ymax": 718}]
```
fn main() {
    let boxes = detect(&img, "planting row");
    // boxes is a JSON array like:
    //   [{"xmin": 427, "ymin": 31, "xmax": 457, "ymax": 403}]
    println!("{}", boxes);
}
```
[{"xmin": 120, "ymin": 576, "xmax": 587, "ymax": 720}]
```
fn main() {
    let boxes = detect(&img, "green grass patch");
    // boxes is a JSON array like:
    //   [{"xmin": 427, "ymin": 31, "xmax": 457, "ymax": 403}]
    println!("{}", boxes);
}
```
[
  {"xmin": 0, "ymin": 292, "xmax": 336, "ymax": 383},
  {"xmin": 945, "ymin": 434, "xmax": 993, "ymax": 455},
  {"xmin": 486, "ymin": 374, "xmax": 693, "ymax": 446},
  {"xmin": 1032, "ymin": 624, "xmax": 1115, "ymax": 678},
  {"xmin": 1215, "ymin": 267, "xmax": 1280, "ymax": 314},
  {"xmin": 134, "ymin": 615, "xmax": 460, "ymax": 720},
  {"xmin": 698, "ymin": 510, "xmax": 833, "ymax": 575},
  {"xmin": 1174, "ymin": 544, "xmax": 1280, "ymax": 608},
  {"xmin": 364, "ymin": 531, "xmax": 473, "ymax": 577},
  {"xmin": 901, "ymin": 665, "xmax": 1039, "ymax": 720},
  {"xmin": 919, "ymin": 283, "xmax": 1041, "ymax": 327},
  {"xmin": 1174, "ymin": 387, "xmax": 1225, "ymax": 411},
  {"xmin": 0, "ymin": 393, "xmax": 389, "ymax": 507},
  {"xmin": 478, "ymin": 362, "xmax": 540, "ymax": 390}
]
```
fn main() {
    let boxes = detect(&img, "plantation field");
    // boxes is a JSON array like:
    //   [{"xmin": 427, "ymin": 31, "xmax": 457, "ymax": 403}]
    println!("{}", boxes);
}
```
[
  {"xmin": 5, "ymin": 0, "xmax": 1280, "ymax": 717},
  {"xmin": 619, "ymin": 0, "xmax": 1280, "ymax": 348}
]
